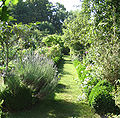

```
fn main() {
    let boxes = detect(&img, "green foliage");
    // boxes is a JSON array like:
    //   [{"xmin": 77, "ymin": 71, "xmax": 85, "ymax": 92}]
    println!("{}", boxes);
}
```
[
  {"xmin": 0, "ymin": 22, "xmax": 36, "ymax": 77},
  {"xmin": 73, "ymin": 60, "xmax": 87, "ymax": 82},
  {"xmin": 36, "ymin": 44, "xmax": 62, "ymax": 66},
  {"xmin": 11, "ymin": 0, "xmax": 68, "ymax": 33},
  {"xmin": 0, "ymin": 0, "xmax": 18, "ymax": 21},
  {"xmin": 70, "ymin": 0, "xmax": 120, "ymax": 116},
  {"xmin": 11, "ymin": 0, "xmax": 50, "ymax": 24},
  {"xmin": 89, "ymin": 80, "xmax": 115, "ymax": 114},
  {"xmin": 87, "ymin": 39, "xmax": 120, "ymax": 86},
  {"xmin": 37, "ymin": 34, "xmax": 64, "ymax": 65},
  {"xmin": 0, "ymin": 21, "xmax": 50, "ymax": 77},
  {"xmin": 32, "ymin": 21, "xmax": 56, "ymax": 34},
  {"xmin": 42, "ymin": 34, "xmax": 63, "ymax": 47},
  {"xmin": 81, "ymin": 0, "xmax": 120, "ymax": 86},
  {"xmin": 73, "ymin": 60, "xmax": 81, "ymax": 68},
  {"xmin": 73, "ymin": 59, "xmax": 99, "ymax": 97},
  {"xmin": 13, "ymin": 51, "xmax": 59, "ymax": 99},
  {"xmin": 1, "ymin": 86, "xmax": 32, "ymax": 111},
  {"xmin": 63, "ymin": 10, "xmax": 91, "ymax": 58},
  {"xmin": 0, "ymin": 100, "xmax": 3, "ymax": 117},
  {"xmin": 47, "ymin": 44, "xmax": 62, "ymax": 65},
  {"xmin": 36, "ymin": 47, "xmax": 48, "ymax": 55},
  {"xmin": 50, "ymin": 2, "xmax": 69, "ymax": 33},
  {"xmin": 0, "ymin": 74, "xmax": 32, "ymax": 111}
]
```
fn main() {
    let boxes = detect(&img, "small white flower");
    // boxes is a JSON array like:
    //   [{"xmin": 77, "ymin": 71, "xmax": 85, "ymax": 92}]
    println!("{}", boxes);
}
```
[
  {"xmin": 85, "ymin": 77, "xmax": 89, "ymax": 82},
  {"xmin": 86, "ymin": 74, "xmax": 89, "ymax": 76},
  {"xmin": 78, "ymin": 93, "xmax": 87, "ymax": 101},
  {"xmin": 83, "ymin": 81, "xmax": 87, "ymax": 85}
]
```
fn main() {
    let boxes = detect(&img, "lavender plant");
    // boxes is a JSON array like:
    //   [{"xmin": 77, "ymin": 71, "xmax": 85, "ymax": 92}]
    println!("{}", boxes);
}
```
[{"xmin": 14, "ymin": 51, "xmax": 59, "ymax": 99}]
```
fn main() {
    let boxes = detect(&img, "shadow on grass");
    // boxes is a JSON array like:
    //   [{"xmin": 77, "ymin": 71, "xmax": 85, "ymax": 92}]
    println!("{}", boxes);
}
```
[
  {"xmin": 8, "ymin": 99, "xmax": 93, "ymax": 118},
  {"xmin": 64, "ymin": 59, "xmax": 73, "ymax": 64},
  {"xmin": 62, "ymin": 71, "xmax": 72, "ymax": 76},
  {"xmin": 54, "ymin": 83, "xmax": 69, "ymax": 93},
  {"xmin": 57, "ymin": 57, "xmax": 72, "ymax": 77},
  {"xmin": 57, "ymin": 58, "xmax": 65, "ymax": 74}
]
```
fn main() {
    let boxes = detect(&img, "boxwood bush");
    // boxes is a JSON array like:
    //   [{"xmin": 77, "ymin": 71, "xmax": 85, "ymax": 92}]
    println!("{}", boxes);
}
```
[{"xmin": 88, "ymin": 80, "xmax": 115, "ymax": 114}]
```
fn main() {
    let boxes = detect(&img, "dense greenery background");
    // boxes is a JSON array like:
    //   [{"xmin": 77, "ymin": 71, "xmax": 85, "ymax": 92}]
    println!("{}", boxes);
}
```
[{"xmin": 0, "ymin": 0, "xmax": 120, "ymax": 117}]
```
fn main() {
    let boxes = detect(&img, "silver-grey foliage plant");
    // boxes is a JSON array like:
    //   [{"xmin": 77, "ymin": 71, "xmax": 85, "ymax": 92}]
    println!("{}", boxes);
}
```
[{"xmin": 13, "ymin": 51, "xmax": 59, "ymax": 99}]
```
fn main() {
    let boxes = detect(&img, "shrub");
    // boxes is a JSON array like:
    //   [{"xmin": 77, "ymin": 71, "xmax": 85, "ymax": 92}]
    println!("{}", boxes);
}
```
[
  {"xmin": 47, "ymin": 44, "xmax": 62, "ymax": 65},
  {"xmin": 70, "ymin": 41, "xmax": 85, "ymax": 59},
  {"xmin": 82, "ymin": 77, "xmax": 99, "ymax": 97},
  {"xmin": 0, "ymin": 100, "xmax": 4, "ymax": 117},
  {"xmin": 73, "ymin": 59, "xmax": 99, "ymax": 98},
  {"xmin": 42, "ymin": 34, "xmax": 64, "ymax": 65},
  {"xmin": 73, "ymin": 60, "xmax": 85, "ymax": 80},
  {"xmin": 1, "ymin": 86, "xmax": 32, "ymax": 112},
  {"xmin": 89, "ymin": 80, "xmax": 115, "ymax": 114},
  {"xmin": 73, "ymin": 59, "xmax": 90, "ymax": 82},
  {"xmin": 0, "ymin": 74, "xmax": 32, "ymax": 112},
  {"xmin": 36, "ymin": 47, "xmax": 48, "ymax": 55},
  {"xmin": 14, "ymin": 51, "xmax": 59, "ymax": 99},
  {"xmin": 42, "ymin": 34, "xmax": 63, "ymax": 47},
  {"xmin": 73, "ymin": 60, "xmax": 81, "ymax": 68},
  {"xmin": 87, "ymin": 40, "xmax": 120, "ymax": 86},
  {"xmin": 36, "ymin": 44, "xmax": 62, "ymax": 66}
]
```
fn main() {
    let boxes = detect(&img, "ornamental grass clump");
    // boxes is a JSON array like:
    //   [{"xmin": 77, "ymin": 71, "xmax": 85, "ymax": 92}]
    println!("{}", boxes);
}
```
[{"xmin": 14, "ymin": 52, "xmax": 59, "ymax": 99}]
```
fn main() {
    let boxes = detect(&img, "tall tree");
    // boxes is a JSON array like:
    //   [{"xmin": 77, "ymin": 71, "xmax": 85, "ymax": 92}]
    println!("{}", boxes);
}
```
[
  {"xmin": 12, "ymin": 0, "xmax": 50, "ymax": 24},
  {"xmin": 50, "ymin": 2, "xmax": 69, "ymax": 33},
  {"xmin": 11, "ymin": 1, "xmax": 68, "ymax": 33}
]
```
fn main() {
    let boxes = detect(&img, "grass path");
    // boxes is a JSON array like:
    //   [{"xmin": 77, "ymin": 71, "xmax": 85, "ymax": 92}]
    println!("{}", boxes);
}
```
[{"xmin": 8, "ymin": 55, "xmax": 100, "ymax": 118}]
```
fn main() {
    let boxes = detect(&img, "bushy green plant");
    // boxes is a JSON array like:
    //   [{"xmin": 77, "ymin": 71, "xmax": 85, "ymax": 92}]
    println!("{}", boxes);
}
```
[
  {"xmin": 69, "ymin": 41, "xmax": 85, "ymax": 59},
  {"xmin": 73, "ymin": 60, "xmax": 81, "ymax": 68},
  {"xmin": 36, "ymin": 47, "xmax": 48, "ymax": 55},
  {"xmin": 74, "ymin": 59, "xmax": 95, "ymax": 97},
  {"xmin": 1, "ymin": 86, "xmax": 32, "ymax": 112},
  {"xmin": 47, "ymin": 44, "xmax": 62, "ymax": 65},
  {"xmin": 42, "ymin": 34, "xmax": 63, "ymax": 47},
  {"xmin": 14, "ymin": 52, "xmax": 59, "ymax": 99},
  {"xmin": 89, "ymin": 80, "xmax": 115, "ymax": 114},
  {"xmin": 0, "ymin": 74, "xmax": 32, "ymax": 112},
  {"xmin": 73, "ymin": 59, "xmax": 89, "ymax": 82},
  {"xmin": 87, "ymin": 41, "xmax": 120, "ymax": 86},
  {"xmin": 82, "ymin": 77, "xmax": 99, "ymax": 97},
  {"xmin": 36, "ymin": 45, "xmax": 62, "ymax": 66},
  {"xmin": 0, "ymin": 100, "xmax": 4, "ymax": 117}
]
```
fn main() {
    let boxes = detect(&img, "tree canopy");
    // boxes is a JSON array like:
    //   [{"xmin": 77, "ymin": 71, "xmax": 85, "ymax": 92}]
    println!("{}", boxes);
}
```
[{"xmin": 11, "ymin": 0, "xmax": 68, "ymax": 33}]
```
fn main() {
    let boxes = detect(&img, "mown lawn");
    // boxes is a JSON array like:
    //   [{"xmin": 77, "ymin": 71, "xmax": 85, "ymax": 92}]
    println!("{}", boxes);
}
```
[{"xmin": 7, "ymin": 55, "xmax": 100, "ymax": 118}]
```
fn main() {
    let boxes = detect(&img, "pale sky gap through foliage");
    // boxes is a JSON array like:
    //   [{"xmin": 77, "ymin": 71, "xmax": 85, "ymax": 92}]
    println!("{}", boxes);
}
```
[{"xmin": 49, "ymin": 0, "xmax": 82, "ymax": 11}]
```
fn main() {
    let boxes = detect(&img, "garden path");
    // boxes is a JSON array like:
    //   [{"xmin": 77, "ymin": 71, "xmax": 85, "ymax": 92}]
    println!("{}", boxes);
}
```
[{"xmin": 8, "ymin": 55, "xmax": 100, "ymax": 118}]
